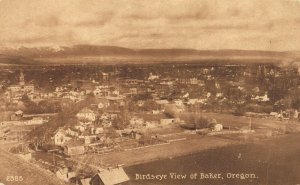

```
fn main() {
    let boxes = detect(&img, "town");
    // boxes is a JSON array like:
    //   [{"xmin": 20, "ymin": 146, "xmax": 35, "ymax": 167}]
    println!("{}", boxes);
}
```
[{"xmin": 0, "ymin": 62, "xmax": 299, "ymax": 185}]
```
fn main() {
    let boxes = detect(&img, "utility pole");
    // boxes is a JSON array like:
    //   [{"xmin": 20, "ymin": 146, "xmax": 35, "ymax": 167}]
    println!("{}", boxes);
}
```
[
  {"xmin": 52, "ymin": 151, "xmax": 55, "ymax": 165},
  {"xmin": 249, "ymin": 117, "xmax": 252, "ymax": 130}
]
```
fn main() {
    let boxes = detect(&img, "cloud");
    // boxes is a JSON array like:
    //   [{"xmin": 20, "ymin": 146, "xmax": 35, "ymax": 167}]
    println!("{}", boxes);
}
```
[
  {"xmin": 126, "ymin": 14, "xmax": 158, "ymax": 20},
  {"xmin": 73, "ymin": 12, "xmax": 114, "ymax": 27},
  {"xmin": 8, "ymin": 35, "xmax": 58, "ymax": 44},
  {"xmin": 27, "ymin": 15, "xmax": 61, "ymax": 27},
  {"xmin": 0, "ymin": 0, "xmax": 300, "ymax": 50}
]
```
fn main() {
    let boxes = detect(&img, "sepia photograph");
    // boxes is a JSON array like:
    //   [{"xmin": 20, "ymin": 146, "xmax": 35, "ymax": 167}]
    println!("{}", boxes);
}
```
[{"xmin": 0, "ymin": 0, "xmax": 300, "ymax": 185}]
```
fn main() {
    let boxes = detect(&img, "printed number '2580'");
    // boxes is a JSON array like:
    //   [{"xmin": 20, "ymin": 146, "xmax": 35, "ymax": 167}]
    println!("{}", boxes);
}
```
[{"xmin": 6, "ymin": 176, "xmax": 23, "ymax": 181}]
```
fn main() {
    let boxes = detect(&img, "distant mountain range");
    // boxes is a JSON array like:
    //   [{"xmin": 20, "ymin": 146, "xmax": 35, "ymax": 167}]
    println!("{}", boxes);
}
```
[
  {"xmin": 0, "ymin": 45, "xmax": 299, "ymax": 65},
  {"xmin": 0, "ymin": 54, "xmax": 36, "ymax": 65}
]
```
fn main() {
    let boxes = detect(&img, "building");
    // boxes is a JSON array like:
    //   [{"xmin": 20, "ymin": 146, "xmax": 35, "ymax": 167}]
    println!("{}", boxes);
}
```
[
  {"xmin": 148, "ymin": 73, "xmax": 159, "ymax": 80},
  {"xmin": 54, "ymin": 128, "xmax": 72, "ymax": 146},
  {"xmin": 10, "ymin": 110, "xmax": 23, "ymax": 121},
  {"xmin": 125, "ymin": 79, "xmax": 140, "ymax": 86},
  {"xmin": 7, "ymin": 72, "xmax": 35, "ymax": 94},
  {"xmin": 252, "ymin": 92, "xmax": 270, "ymax": 102},
  {"xmin": 56, "ymin": 167, "xmax": 76, "ymax": 182},
  {"xmin": 102, "ymin": 72, "xmax": 109, "ymax": 81},
  {"xmin": 97, "ymin": 98, "xmax": 110, "ymax": 109},
  {"xmin": 64, "ymin": 139, "xmax": 85, "ymax": 156},
  {"xmin": 213, "ymin": 124, "xmax": 223, "ymax": 132},
  {"xmin": 80, "ymin": 178, "xmax": 92, "ymax": 185},
  {"xmin": 129, "ymin": 88, "xmax": 138, "ymax": 95},
  {"xmin": 90, "ymin": 167, "xmax": 130, "ymax": 185},
  {"xmin": 76, "ymin": 108, "xmax": 96, "ymax": 122},
  {"xmin": 160, "ymin": 118, "xmax": 176, "ymax": 125},
  {"xmin": 25, "ymin": 117, "xmax": 44, "ymax": 125}
]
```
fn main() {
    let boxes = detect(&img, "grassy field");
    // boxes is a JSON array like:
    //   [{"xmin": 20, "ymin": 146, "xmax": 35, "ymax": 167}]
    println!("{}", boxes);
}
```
[
  {"xmin": 73, "ymin": 113, "xmax": 300, "ymax": 169},
  {"xmin": 201, "ymin": 112, "xmax": 299, "ymax": 131},
  {"xmin": 125, "ymin": 133, "xmax": 300, "ymax": 185},
  {"xmin": 73, "ymin": 135, "xmax": 239, "ymax": 168}
]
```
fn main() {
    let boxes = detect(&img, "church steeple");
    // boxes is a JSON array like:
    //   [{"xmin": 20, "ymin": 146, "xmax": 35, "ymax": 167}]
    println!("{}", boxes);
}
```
[{"xmin": 19, "ymin": 72, "xmax": 25, "ymax": 86}]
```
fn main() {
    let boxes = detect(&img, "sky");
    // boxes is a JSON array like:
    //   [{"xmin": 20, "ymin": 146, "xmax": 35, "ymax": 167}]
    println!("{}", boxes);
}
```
[{"xmin": 0, "ymin": 0, "xmax": 300, "ymax": 51}]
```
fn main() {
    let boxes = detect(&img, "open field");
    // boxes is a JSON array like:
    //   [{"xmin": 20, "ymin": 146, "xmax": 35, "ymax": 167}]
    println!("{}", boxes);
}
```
[
  {"xmin": 125, "ymin": 133, "xmax": 300, "ymax": 185},
  {"xmin": 73, "ymin": 113, "xmax": 300, "ymax": 170},
  {"xmin": 201, "ymin": 112, "xmax": 300, "ymax": 131},
  {"xmin": 73, "ymin": 135, "xmax": 239, "ymax": 168}
]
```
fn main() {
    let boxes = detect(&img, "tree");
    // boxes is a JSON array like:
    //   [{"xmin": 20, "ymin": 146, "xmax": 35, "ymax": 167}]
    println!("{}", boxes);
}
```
[
  {"xmin": 144, "ymin": 100, "xmax": 160, "ymax": 111},
  {"xmin": 195, "ymin": 117, "xmax": 210, "ymax": 129}
]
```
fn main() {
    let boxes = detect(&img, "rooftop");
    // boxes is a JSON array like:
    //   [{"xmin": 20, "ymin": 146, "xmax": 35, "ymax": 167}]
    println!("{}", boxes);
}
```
[{"xmin": 96, "ymin": 167, "xmax": 129, "ymax": 185}]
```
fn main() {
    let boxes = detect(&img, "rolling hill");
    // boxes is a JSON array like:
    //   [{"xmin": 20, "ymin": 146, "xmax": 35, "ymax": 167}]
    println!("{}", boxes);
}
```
[{"xmin": 0, "ymin": 45, "xmax": 299, "ymax": 65}]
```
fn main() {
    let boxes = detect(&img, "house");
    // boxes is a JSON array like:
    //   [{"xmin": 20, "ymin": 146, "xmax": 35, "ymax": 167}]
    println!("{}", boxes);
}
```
[
  {"xmin": 122, "ymin": 129, "xmax": 143, "ymax": 139},
  {"xmin": 148, "ymin": 73, "xmax": 159, "ymax": 81},
  {"xmin": 100, "ymin": 112, "xmax": 118, "ymax": 120},
  {"xmin": 66, "ymin": 127, "xmax": 79, "ymax": 137},
  {"xmin": 152, "ymin": 110, "xmax": 160, "ymax": 114},
  {"xmin": 91, "ymin": 127, "xmax": 104, "ymax": 135},
  {"xmin": 94, "ymin": 85, "xmax": 110, "ymax": 97},
  {"xmin": 56, "ymin": 167, "xmax": 76, "ymax": 182},
  {"xmin": 252, "ymin": 92, "xmax": 270, "ymax": 102},
  {"xmin": 84, "ymin": 135, "xmax": 97, "ymax": 145},
  {"xmin": 129, "ymin": 117, "xmax": 144, "ymax": 127},
  {"xmin": 187, "ymin": 99, "xmax": 198, "ymax": 105},
  {"xmin": 160, "ymin": 118, "xmax": 176, "ymax": 125},
  {"xmin": 145, "ymin": 121, "xmax": 159, "ymax": 128},
  {"xmin": 80, "ymin": 178, "xmax": 92, "ymax": 185},
  {"xmin": 129, "ymin": 88, "xmax": 138, "ymax": 95},
  {"xmin": 137, "ymin": 100, "xmax": 145, "ymax": 107},
  {"xmin": 90, "ymin": 167, "xmax": 130, "ymax": 185},
  {"xmin": 178, "ymin": 78, "xmax": 199, "ymax": 85},
  {"xmin": 293, "ymin": 110, "xmax": 299, "ymax": 119},
  {"xmin": 125, "ymin": 79, "xmax": 139, "ymax": 86},
  {"xmin": 10, "ymin": 110, "xmax": 23, "ymax": 121},
  {"xmin": 54, "ymin": 128, "xmax": 72, "ymax": 146},
  {"xmin": 97, "ymin": 99, "xmax": 110, "ymax": 109},
  {"xmin": 76, "ymin": 108, "xmax": 96, "ymax": 122},
  {"xmin": 100, "ymin": 113, "xmax": 109, "ymax": 120},
  {"xmin": 155, "ymin": 99, "xmax": 169, "ymax": 105},
  {"xmin": 75, "ymin": 124, "xmax": 86, "ymax": 132},
  {"xmin": 270, "ymin": 112, "xmax": 279, "ymax": 118},
  {"xmin": 64, "ymin": 139, "xmax": 85, "ymax": 156},
  {"xmin": 102, "ymin": 72, "xmax": 109, "ymax": 81},
  {"xmin": 174, "ymin": 99, "xmax": 184, "ymax": 107},
  {"xmin": 216, "ymin": 93, "xmax": 223, "ymax": 98},
  {"xmin": 102, "ymin": 121, "xmax": 112, "ymax": 128},
  {"xmin": 213, "ymin": 124, "xmax": 223, "ymax": 132},
  {"xmin": 7, "ymin": 72, "xmax": 35, "ymax": 94},
  {"xmin": 25, "ymin": 117, "xmax": 44, "ymax": 125}
]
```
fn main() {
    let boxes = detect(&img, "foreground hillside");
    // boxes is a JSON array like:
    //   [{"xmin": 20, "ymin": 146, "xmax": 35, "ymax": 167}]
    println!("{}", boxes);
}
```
[{"xmin": 0, "ymin": 147, "xmax": 67, "ymax": 185}]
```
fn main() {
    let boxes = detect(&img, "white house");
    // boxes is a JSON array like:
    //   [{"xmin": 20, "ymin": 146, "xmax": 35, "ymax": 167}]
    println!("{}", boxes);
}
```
[
  {"xmin": 76, "ymin": 108, "xmax": 96, "ymax": 122},
  {"xmin": 97, "ymin": 100, "xmax": 110, "ymax": 109},
  {"xmin": 129, "ymin": 117, "xmax": 144, "ymax": 127},
  {"xmin": 66, "ymin": 127, "xmax": 79, "ymax": 137},
  {"xmin": 90, "ymin": 167, "xmax": 130, "ymax": 185},
  {"xmin": 174, "ymin": 99, "xmax": 184, "ymax": 107},
  {"xmin": 148, "ymin": 73, "xmax": 159, "ymax": 80},
  {"xmin": 25, "ymin": 117, "xmax": 44, "ymax": 125},
  {"xmin": 56, "ymin": 167, "xmax": 76, "ymax": 182},
  {"xmin": 253, "ymin": 92, "xmax": 270, "ymax": 102},
  {"xmin": 213, "ymin": 124, "xmax": 223, "ymax": 132},
  {"xmin": 160, "ymin": 118, "xmax": 176, "ymax": 125},
  {"xmin": 54, "ymin": 128, "xmax": 72, "ymax": 146}
]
